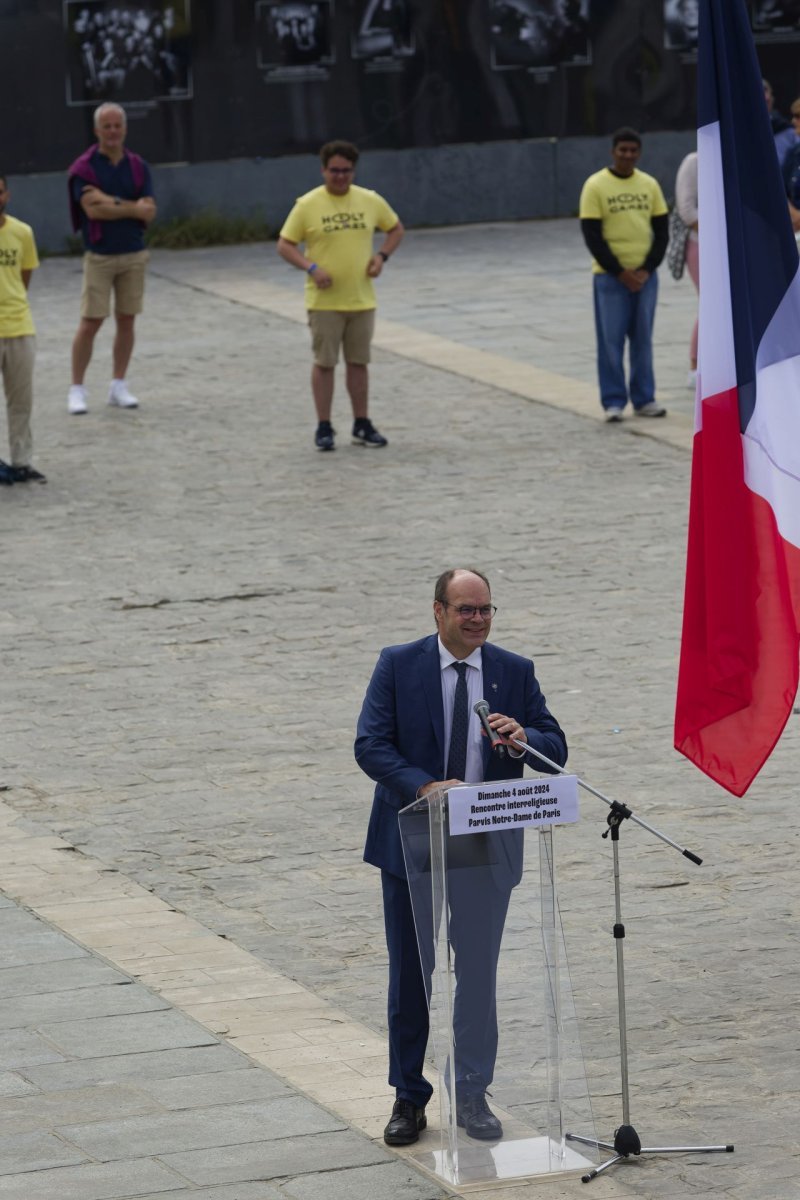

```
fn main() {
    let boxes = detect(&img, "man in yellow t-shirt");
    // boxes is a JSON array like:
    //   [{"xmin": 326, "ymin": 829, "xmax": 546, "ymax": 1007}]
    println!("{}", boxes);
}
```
[
  {"xmin": 579, "ymin": 128, "xmax": 669, "ymax": 422},
  {"xmin": 278, "ymin": 140, "xmax": 404, "ymax": 451},
  {"xmin": 0, "ymin": 175, "xmax": 44, "ymax": 485}
]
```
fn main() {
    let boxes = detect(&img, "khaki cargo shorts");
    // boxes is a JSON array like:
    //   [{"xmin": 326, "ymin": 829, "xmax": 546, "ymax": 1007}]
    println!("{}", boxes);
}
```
[
  {"xmin": 308, "ymin": 309, "xmax": 375, "ymax": 368},
  {"xmin": 81, "ymin": 250, "xmax": 149, "ymax": 319}
]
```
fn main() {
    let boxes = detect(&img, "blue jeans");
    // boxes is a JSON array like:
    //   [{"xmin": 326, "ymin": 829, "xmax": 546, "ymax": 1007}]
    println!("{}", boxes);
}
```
[{"xmin": 592, "ymin": 271, "xmax": 658, "ymax": 411}]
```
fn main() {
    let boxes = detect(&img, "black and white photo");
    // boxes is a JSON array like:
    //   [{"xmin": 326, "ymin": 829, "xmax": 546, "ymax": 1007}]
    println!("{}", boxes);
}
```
[
  {"xmin": 351, "ymin": 0, "xmax": 414, "ymax": 62},
  {"xmin": 256, "ymin": 1, "xmax": 334, "ymax": 75},
  {"xmin": 664, "ymin": 0, "xmax": 700, "ymax": 51},
  {"xmin": 751, "ymin": 1, "xmax": 800, "ymax": 31},
  {"xmin": 489, "ymin": 0, "xmax": 589, "ymax": 71},
  {"xmin": 65, "ymin": 1, "xmax": 191, "ymax": 106}
]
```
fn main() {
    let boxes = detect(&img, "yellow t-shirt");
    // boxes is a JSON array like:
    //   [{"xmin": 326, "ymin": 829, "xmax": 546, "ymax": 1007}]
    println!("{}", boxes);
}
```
[
  {"xmin": 0, "ymin": 215, "xmax": 38, "ymax": 337},
  {"xmin": 579, "ymin": 168, "xmax": 668, "ymax": 273},
  {"xmin": 280, "ymin": 184, "xmax": 399, "ymax": 311}
]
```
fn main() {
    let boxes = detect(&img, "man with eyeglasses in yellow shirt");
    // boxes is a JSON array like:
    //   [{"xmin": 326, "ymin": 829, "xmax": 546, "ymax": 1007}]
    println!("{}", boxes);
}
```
[
  {"xmin": 278, "ymin": 139, "xmax": 404, "ymax": 452},
  {"xmin": 355, "ymin": 568, "xmax": 567, "ymax": 1148}
]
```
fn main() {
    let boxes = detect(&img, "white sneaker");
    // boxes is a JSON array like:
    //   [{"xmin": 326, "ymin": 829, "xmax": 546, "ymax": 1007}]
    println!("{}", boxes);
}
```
[
  {"xmin": 108, "ymin": 380, "xmax": 139, "ymax": 409},
  {"xmin": 67, "ymin": 385, "xmax": 88, "ymax": 415},
  {"xmin": 605, "ymin": 408, "xmax": 624, "ymax": 422},
  {"xmin": 635, "ymin": 401, "xmax": 667, "ymax": 418}
]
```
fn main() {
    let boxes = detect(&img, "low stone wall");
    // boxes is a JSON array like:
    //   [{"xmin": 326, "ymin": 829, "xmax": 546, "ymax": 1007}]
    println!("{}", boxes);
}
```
[{"xmin": 9, "ymin": 131, "xmax": 696, "ymax": 253}]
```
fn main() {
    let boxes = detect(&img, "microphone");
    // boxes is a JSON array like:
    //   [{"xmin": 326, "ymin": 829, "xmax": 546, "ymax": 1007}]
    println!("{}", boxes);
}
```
[{"xmin": 474, "ymin": 699, "xmax": 506, "ymax": 757}]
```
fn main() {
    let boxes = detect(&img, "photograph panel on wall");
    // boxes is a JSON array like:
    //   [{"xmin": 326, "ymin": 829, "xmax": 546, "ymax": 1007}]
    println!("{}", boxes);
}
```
[
  {"xmin": 751, "ymin": 1, "xmax": 800, "ymax": 40},
  {"xmin": 663, "ymin": 0, "xmax": 699, "ymax": 51},
  {"xmin": 488, "ymin": 0, "xmax": 590, "ymax": 72},
  {"xmin": 256, "ymin": 0, "xmax": 334, "ymax": 80},
  {"xmin": 65, "ymin": 0, "xmax": 192, "ymax": 106},
  {"xmin": 350, "ymin": 0, "xmax": 415, "ymax": 69}
]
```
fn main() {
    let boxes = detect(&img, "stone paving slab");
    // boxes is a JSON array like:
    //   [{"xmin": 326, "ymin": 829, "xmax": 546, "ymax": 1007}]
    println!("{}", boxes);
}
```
[
  {"xmin": 37, "ymin": 1010, "xmax": 218, "ymax": 1059},
  {"xmin": 132, "ymin": 1188, "xmax": 284, "ymax": 1200},
  {"xmin": 278, "ymin": 1161, "xmax": 446, "ymax": 1200},
  {"xmin": 21, "ymin": 1044, "xmax": 249, "ymax": 1091},
  {"xmin": 0, "ymin": 1159, "xmax": 184, "ymax": 1200},
  {"xmin": 0, "ymin": 957, "xmax": 128, "ymax": 999},
  {"xmin": 57, "ymin": 1095, "xmax": 344, "ymax": 1161},
  {"xmin": 0, "ymin": 1083, "xmax": 159, "ymax": 1134},
  {"xmin": 158, "ymin": 1130, "xmax": 395, "ymax": 1187},
  {"xmin": 0, "ymin": 1128, "xmax": 88, "ymax": 1175},
  {"xmin": 0, "ymin": 983, "xmax": 168, "ymax": 1029},
  {"xmin": 0, "ymin": 1031, "xmax": 66, "ymax": 1072}
]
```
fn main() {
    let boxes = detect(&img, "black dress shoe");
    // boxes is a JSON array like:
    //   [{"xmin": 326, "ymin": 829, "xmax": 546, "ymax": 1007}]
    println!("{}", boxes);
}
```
[
  {"xmin": 10, "ymin": 466, "xmax": 46, "ymax": 484},
  {"xmin": 456, "ymin": 1092, "xmax": 503, "ymax": 1140},
  {"xmin": 383, "ymin": 1098, "xmax": 427, "ymax": 1145}
]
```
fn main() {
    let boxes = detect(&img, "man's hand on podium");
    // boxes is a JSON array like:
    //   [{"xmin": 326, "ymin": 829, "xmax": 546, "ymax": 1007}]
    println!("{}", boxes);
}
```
[{"xmin": 417, "ymin": 778, "xmax": 463, "ymax": 799}]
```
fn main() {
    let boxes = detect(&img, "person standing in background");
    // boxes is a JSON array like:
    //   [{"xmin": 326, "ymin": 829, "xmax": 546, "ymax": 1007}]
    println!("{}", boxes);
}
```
[
  {"xmin": 67, "ymin": 102, "xmax": 156, "ymax": 415},
  {"xmin": 675, "ymin": 150, "xmax": 699, "ymax": 389},
  {"xmin": 579, "ymin": 128, "xmax": 669, "ymax": 422},
  {"xmin": 277, "ymin": 140, "xmax": 404, "ymax": 452},
  {"xmin": 0, "ymin": 174, "xmax": 45, "ymax": 485}
]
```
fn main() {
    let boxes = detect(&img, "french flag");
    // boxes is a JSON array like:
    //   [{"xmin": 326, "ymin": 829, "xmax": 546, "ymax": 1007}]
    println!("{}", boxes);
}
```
[{"xmin": 674, "ymin": 0, "xmax": 800, "ymax": 796}]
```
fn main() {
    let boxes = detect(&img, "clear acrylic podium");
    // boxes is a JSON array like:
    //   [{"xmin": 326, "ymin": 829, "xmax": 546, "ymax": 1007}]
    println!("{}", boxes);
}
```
[{"xmin": 398, "ymin": 784, "xmax": 598, "ymax": 1189}]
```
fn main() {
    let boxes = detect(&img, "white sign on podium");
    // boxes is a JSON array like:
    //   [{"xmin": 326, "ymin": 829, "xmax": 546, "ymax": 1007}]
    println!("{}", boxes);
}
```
[{"xmin": 448, "ymin": 775, "xmax": 579, "ymax": 836}]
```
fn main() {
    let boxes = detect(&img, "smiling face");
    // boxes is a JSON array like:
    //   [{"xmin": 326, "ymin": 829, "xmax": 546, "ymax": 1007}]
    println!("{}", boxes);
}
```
[
  {"xmin": 321, "ymin": 154, "xmax": 356, "ymax": 196},
  {"xmin": 611, "ymin": 139, "xmax": 641, "ymax": 177},
  {"xmin": 434, "ymin": 570, "xmax": 494, "ymax": 660},
  {"xmin": 95, "ymin": 105, "xmax": 127, "ymax": 159}
]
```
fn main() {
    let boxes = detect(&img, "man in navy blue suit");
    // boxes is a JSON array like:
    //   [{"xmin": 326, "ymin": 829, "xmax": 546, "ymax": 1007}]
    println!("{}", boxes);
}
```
[{"xmin": 355, "ymin": 568, "xmax": 567, "ymax": 1147}]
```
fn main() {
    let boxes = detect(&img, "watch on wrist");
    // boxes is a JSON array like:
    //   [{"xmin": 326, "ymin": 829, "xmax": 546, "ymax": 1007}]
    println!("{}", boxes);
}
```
[
  {"xmin": 379, "ymin": 251, "xmax": 389, "ymax": 262},
  {"xmin": 113, "ymin": 196, "xmax": 122, "ymax": 206}
]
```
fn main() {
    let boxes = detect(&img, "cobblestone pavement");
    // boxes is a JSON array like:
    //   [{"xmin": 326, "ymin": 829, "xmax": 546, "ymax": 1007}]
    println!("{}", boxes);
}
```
[{"xmin": 0, "ymin": 219, "xmax": 798, "ymax": 1199}]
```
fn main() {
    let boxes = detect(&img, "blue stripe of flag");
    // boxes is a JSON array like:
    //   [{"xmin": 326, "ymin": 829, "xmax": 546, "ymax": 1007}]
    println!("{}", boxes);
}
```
[{"xmin": 697, "ymin": 0, "xmax": 798, "ymax": 430}]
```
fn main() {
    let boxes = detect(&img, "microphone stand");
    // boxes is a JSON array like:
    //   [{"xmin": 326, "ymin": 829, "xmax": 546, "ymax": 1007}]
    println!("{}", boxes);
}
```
[{"xmin": 505, "ymin": 735, "xmax": 735, "ymax": 1183}]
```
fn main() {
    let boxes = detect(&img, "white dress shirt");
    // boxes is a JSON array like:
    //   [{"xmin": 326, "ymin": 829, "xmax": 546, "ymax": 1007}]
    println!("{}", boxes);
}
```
[{"xmin": 438, "ymin": 639, "xmax": 485, "ymax": 783}]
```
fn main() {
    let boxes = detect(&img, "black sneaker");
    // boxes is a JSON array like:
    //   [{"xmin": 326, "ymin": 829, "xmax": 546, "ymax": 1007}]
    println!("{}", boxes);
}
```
[
  {"xmin": 315, "ymin": 421, "xmax": 335, "ymax": 451},
  {"xmin": 10, "ymin": 466, "xmax": 47, "ymax": 484},
  {"xmin": 352, "ymin": 418, "xmax": 388, "ymax": 448},
  {"xmin": 0, "ymin": 460, "xmax": 14, "ymax": 486}
]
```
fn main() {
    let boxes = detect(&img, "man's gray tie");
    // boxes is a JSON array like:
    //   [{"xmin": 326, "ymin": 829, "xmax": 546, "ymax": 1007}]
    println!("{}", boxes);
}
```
[{"xmin": 446, "ymin": 662, "xmax": 469, "ymax": 780}]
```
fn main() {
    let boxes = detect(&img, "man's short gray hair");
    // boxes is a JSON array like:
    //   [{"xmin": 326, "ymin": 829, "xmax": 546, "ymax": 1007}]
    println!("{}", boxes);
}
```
[{"xmin": 94, "ymin": 102, "xmax": 127, "ymax": 130}]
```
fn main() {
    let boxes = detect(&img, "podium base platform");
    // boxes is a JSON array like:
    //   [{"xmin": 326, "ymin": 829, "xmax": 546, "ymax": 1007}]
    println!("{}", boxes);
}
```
[{"xmin": 407, "ymin": 1132, "xmax": 596, "ymax": 1191}]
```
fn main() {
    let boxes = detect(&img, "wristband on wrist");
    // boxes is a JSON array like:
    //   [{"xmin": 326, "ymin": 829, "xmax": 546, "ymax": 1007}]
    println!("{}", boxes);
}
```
[
  {"xmin": 378, "ymin": 251, "xmax": 389, "ymax": 262},
  {"xmin": 307, "ymin": 262, "xmax": 318, "ymax": 274}
]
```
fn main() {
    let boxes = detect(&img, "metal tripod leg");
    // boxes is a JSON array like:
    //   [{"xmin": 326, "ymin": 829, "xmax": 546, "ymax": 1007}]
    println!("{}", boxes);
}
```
[{"xmin": 564, "ymin": 808, "xmax": 734, "ymax": 1182}]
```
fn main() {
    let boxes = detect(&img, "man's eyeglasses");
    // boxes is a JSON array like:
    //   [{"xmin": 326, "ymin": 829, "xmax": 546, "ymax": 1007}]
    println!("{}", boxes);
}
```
[
  {"xmin": 326, "ymin": 166, "xmax": 354, "ymax": 175},
  {"xmin": 440, "ymin": 602, "xmax": 497, "ymax": 620}
]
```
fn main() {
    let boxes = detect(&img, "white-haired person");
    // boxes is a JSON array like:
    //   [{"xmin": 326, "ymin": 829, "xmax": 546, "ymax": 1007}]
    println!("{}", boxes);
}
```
[{"xmin": 66, "ymin": 102, "xmax": 156, "ymax": 415}]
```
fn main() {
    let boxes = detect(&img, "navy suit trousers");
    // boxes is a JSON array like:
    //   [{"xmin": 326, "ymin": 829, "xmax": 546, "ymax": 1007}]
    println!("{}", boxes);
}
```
[{"xmin": 382, "ymin": 867, "xmax": 512, "ymax": 1109}]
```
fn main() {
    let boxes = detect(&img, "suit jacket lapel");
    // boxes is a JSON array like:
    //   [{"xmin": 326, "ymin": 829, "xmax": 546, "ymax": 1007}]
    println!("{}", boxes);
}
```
[
  {"xmin": 481, "ymin": 642, "xmax": 505, "ymax": 773},
  {"xmin": 419, "ymin": 635, "xmax": 445, "ymax": 767}
]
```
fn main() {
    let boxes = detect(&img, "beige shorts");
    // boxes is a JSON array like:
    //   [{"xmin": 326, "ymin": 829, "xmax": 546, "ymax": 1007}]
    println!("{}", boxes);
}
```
[
  {"xmin": 81, "ymin": 250, "xmax": 149, "ymax": 320},
  {"xmin": 308, "ymin": 309, "xmax": 375, "ymax": 368}
]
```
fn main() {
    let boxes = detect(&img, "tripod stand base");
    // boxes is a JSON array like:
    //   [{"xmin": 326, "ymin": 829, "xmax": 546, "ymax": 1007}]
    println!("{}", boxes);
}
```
[{"xmin": 566, "ymin": 1130, "xmax": 734, "ymax": 1183}]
